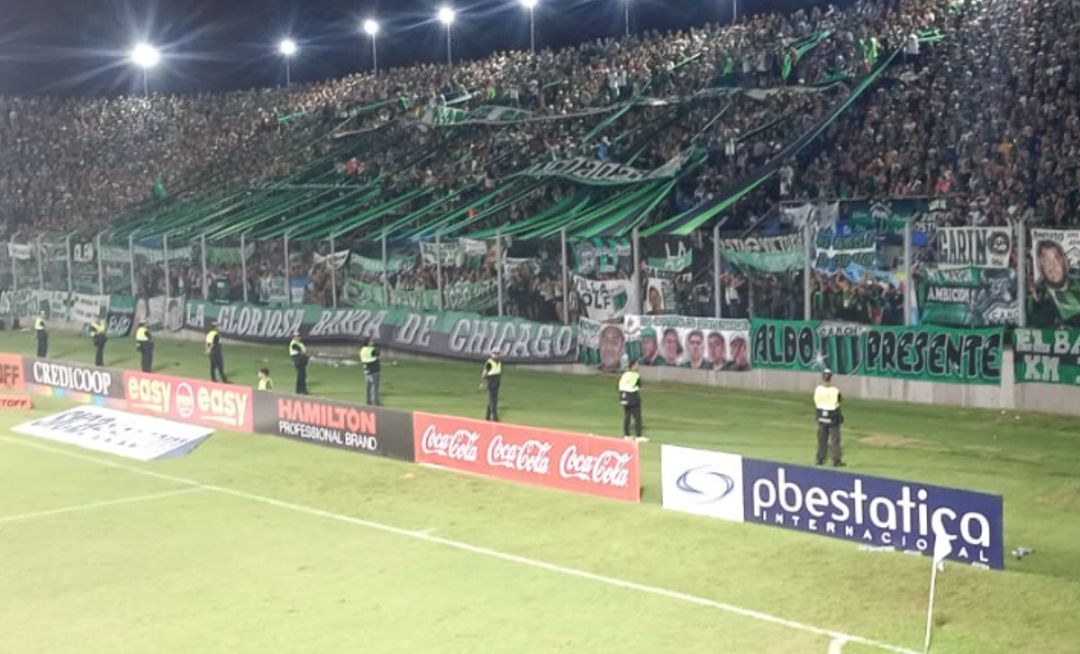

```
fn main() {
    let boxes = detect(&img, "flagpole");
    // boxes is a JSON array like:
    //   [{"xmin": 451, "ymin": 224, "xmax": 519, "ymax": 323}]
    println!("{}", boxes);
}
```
[{"xmin": 923, "ymin": 560, "xmax": 939, "ymax": 653}]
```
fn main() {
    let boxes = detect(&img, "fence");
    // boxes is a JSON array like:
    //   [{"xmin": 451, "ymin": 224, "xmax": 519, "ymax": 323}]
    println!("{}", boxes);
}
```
[{"xmin": 4, "ymin": 198, "xmax": 1078, "ymax": 331}]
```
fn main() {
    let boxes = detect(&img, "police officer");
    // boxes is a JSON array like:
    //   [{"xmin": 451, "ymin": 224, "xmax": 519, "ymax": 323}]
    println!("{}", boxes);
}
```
[
  {"xmin": 289, "ymin": 330, "xmax": 309, "ymax": 395},
  {"xmin": 206, "ymin": 322, "xmax": 228, "ymax": 383},
  {"xmin": 90, "ymin": 316, "xmax": 107, "ymax": 366},
  {"xmin": 359, "ymin": 338, "xmax": 380, "ymax": 405},
  {"xmin": 814, "ymin": 368, "xmax": 844, "ymax": 467},
  {"xmin": 480, "ymin": 348, "xmax": 502, "ymax": 421},
  {"xmin": 135, "ymin": 319, "xmax": 154, "ymax": 372},
  {"xmin": 618, "ymin": 360, "xmax": 647, "ymax": 442},
  {"xmin": 34, "ymin": 311, "xmax": 47, "ymax": 357}
]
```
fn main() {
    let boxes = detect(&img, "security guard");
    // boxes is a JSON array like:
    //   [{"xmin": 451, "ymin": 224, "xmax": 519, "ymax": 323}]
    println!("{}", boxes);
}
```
[
  {"xmin": 257, "ymin": 367, "xmax": 274, "ymax": 391},
  {"xmin": 618, "ymin": 359, "xmax": 647, "ymax": 442},
  {"xmin": 205, "ymin": 322, "xmax": 228, "ymax": 383},
  {"xmin": 34, "ymin": 311, "xmax": 47, "ymax": 357},
  {"xmin": 814, "ymin": 368, "xmax": 845, "ymax": 467},
  {"xmin": 289, "ymin": 330, "xmax": 309, "ymax": 395},
  {"xmin": 135, "ymin": 319, "xmax": 154, "ymax": 372},
  {"xmin": 89, "ymin": 316, "xmax": 107, "ymax": 366},
  {"xmin": 480, "ymin": 348, "xmax": 502, "ymax": 421},
  {"xmin": 359, "ymin": 338, "xmax": 380, "ymax": 405}
]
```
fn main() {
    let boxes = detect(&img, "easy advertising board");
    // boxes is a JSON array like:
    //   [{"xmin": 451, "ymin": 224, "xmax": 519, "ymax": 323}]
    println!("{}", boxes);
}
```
[
  {"xmin": 661, "ymin": 445, "xmax": 1005, "ymax": 568},
  {"xmin": 253, "ymin": 392, "xmax": 415, "ymax": 461},
  {"xmin": 14, "ymin": 405, "xmax": 213, "ymax": 461},
  {"xmin": 413, "ymin": 412, "xmax": 640, "ymax": 502},
  {"xmin": 124, "ymin": 371, "xmax": 254, "ymax": 432}
]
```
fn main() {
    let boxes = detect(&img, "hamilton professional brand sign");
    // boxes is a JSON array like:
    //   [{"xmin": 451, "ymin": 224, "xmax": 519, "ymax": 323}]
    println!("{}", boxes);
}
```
[
  {"xmin": 14, "ymin": 406, "xmax": 213, "ymax": 461},
  {"xmin": 935, "ymin": 227, "xmax": 1012, "ymax": 269},
  {"xmin": 1013, "ymin": 328, "xmax": 1080, "ymax": 385},
  {"xmin": 24, "ymin": 358, "xmax": 126, "ymax": 400},
  {"xmin": 413, "ymin": 412, "xmax": 640, "ymax": 502},
  {"xmin": 124, "ymin": 371, "xmax": 253, "ymax": 432},
  {"xmin": 749, "ymin": 319, "xmax": 1004, "ymax": 385},
  {"xmin": 253, "ymin": 392, "xmax": 415, "ymax": 461},
  {"xmin": 660, "ymin": 445, "xmax": 1004, "ymax": 569},
  {"xmin": 184, "ymin": 300, "xmax": 577, "ymax": 364}
]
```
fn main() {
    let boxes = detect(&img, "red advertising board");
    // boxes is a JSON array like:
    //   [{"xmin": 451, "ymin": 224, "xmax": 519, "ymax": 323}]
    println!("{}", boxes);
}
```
[
  {"xmin": 0, "ymin": 353, "xmax": 24, "ymax": 389},
  {"xmin": 124, "ymin": 371, "xmax": 254, "ymax": 432},
  {"xmin": 413, "ymin": 412, "xmax": 640, "ymax": 502}
]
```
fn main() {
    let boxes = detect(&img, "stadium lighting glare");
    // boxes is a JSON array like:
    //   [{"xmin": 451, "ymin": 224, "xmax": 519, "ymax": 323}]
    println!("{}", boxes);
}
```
[
  {"xmin": 278, "ymin": 38, "xmax": 298, "ymax": 57},
  {"xmin": 521, "ymin": 0, "xmax": 538, "ymax": 54},
  {"xmin": 363, "ymin": 20, "xmax": 380, "ymax": 74},
  {"xmin": 130, "ymin": 43, "xmax": 160, "ymax": 69},
  {"xmin": 437, "ymin": 7, "xmax": 456, "ymax": 66},
  {"xmin": 278, "ymin": 39, "xmax": 298, "ymax": 89}
]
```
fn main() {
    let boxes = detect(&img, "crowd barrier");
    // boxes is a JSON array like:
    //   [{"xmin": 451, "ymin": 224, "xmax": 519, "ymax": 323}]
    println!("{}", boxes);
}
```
[{"xmin": 4, "ymin": 352, "xmax": 640, "ymax": 503}]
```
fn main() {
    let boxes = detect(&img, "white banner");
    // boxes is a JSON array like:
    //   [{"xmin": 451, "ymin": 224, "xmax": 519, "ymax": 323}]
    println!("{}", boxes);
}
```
[
  {"xmin": 313, "ymin": 251, "xmax": 349, "ymax": 270},
  {"xmin": 572, "ymin": 275, "xmax": 632, "ymax": 321},
  {"xmin": 661, "ymin": 445, "xmax": 746, "ymax": 522},
  {"xmin": 1030, "ymin": 229, "xmax": 1080, "ymax": 284},
  {"xmin": 936, "ymin": 227, "xmax": 1012, "ymax": 269},
  {"xmin": 7, "ymin": 243, "xmax": 33, "ymax": 260},
  {"xmin": 71, "ymin": 294, "xmax": 109, "ymax": 325},
  {"xmin": 15, "ymin": 406, "xmax": 213, "ymax": 461}
]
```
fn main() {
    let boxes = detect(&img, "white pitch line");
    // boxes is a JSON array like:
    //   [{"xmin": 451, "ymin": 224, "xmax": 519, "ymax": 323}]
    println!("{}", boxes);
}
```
[
  {"xmin": 0, "ymin": 436, "xmax": 918, "ymax": 654},
  {"xmin": 829, "ymin": 636, "xmax": 849, "ymax": 654},
  {"xmin": 0, "ymin": 487, "xmax": 204, "ymax": 525}
]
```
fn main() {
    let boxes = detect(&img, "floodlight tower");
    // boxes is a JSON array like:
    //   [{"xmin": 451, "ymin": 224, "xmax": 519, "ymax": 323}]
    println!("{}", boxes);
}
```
[
  {"xmin": 279, "ymin": 38, "xmax": 298, "ymax": 88},
  {"xmin": 129, "ymin": 42, "xmax": 160, "ymax": 96},
  {"xmin": 437, "ymin": 6, "xmax": 456, "ymax": 66}
]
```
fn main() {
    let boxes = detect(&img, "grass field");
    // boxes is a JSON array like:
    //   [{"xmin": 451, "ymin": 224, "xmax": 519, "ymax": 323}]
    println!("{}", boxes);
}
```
[{"xmin": 0, "ymin": 331, "xmax": 1078, "ymax": 654}]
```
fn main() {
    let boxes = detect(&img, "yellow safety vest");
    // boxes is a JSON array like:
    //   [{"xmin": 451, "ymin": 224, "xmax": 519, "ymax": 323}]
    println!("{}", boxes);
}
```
[
  {"xmin": 814, "ymin": 385, "xmax": 841, "ymax": 411},
  {"xmin": 618, "ymin": 371, "xmax": 641, "ymax": 393},
  {"xmin": 91, "ymin": 321, "xmax": 106, "ymax": 336},
  {"xmin": 34, "ymin": 317, "xmax": 46, "ymax": 331},
  {"xmin": 206, "ymin": 330, "xmax": 219, "ymax": 351},
  {"xmin": 136, "ymin": 326, "xmax": 151, "ymax": 343},
  {"xmin": 258, "ymin": 377, "xmax": 273, "ymax": 391},
  {"xmin": 290, "ymin": 338, "xmax": 307, "ymax": 356},
  {"xmin": 485, "ymin": 358, "xmax": 502, "ymax": 377},
  {"xmin": 359, "ymin": 345, "xmax": 378, "ymax": 363}
]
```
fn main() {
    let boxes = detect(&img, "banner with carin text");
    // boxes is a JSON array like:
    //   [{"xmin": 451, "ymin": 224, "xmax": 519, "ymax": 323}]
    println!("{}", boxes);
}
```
[{"xmin": 413, "ymin": 412, "xmax": 640, "ymax": 502}]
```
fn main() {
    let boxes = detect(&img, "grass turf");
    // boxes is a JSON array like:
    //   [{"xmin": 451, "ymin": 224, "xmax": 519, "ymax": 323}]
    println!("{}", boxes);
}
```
[{"xmin": 0, "ymin": 330, "xmax": 1077, "ymax": 653}]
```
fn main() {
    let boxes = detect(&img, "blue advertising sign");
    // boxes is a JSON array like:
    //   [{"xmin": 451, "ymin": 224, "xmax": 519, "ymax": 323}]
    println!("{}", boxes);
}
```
[
  {"xmin": 661, "ymin": 445, "xmax": 1005, "ymax": 569},
  {"xmin": 741, "ymin": 459, "xmax": 1004, "ymax": 569}
]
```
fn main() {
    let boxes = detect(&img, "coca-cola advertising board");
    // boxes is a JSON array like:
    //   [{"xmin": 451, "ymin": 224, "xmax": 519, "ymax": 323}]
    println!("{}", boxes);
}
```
[
  {"xmin": 412, "ymin": 412, "xmax": 640, "ymax": 502},
  {"xmin": 124, "ymin": 370, "xmax": 254, "ymax": 432}
]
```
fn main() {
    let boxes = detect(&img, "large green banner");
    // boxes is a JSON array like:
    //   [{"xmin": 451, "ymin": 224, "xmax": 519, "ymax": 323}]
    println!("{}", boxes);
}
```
[
  {"xmin": 1013, "ymin": 328, "xmax": 1080, "ymax": 385},
  {"xmin": 750, "ymin": 319, "xmax": 1004, "ymax": 385},
  {"xmin": 183, "ymin": 300, "xmax": 576, "ymax": 364}
]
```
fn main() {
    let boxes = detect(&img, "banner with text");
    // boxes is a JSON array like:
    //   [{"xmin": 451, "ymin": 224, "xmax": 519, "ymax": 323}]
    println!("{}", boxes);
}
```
[
  {"xmin": 1013, "ymin": 328, "xmax": 1080, "ymax": 385},
  {"xmin": 413, "ymin": 412, "xmax": 640, "ymax": 502},
  {"xmin": 124, "ymin": 370, "xmax": 254, "ymax": 432},
  {"xmin": 184, "ymin": 300, "xmax": 577, "ymax": 364},
  {"xmin": 749, "ymin": 319, "xmax": 1004, "ymax": 384}
]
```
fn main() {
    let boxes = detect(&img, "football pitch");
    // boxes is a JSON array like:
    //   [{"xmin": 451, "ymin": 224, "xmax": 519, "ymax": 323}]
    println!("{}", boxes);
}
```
[{"xmin": 0, "ymin": 332, "xmax": 1078, "ymax": 653}]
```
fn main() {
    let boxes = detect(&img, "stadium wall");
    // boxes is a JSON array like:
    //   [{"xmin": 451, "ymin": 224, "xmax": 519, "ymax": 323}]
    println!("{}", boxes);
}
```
[{"xmin": 529, "ymin": 349, "xmax": 1080, "ymax": 417}]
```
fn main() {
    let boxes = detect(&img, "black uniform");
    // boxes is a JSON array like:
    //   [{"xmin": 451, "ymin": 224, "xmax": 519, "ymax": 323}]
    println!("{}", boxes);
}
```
[
  {"xmin": 90, "ymin": 320, "xmax": 107, "ymax": 366},
  {"xmin": 290, "ymin": 337, "xmax": 309, "ymax": 395},
  {"xmin": 136, "ymin": 324, "xmax": 154, "ymax": 372},
  {"xmin": 483, "ymin": 357, "xmax": 502, "ymax": 422},
  {"xmin": 206, "ymin": 328, "xmax": 228, "ymax": 383},
  {"xmin": 34, "ymin": 315, "xmax": 47, "ymax": 358}
]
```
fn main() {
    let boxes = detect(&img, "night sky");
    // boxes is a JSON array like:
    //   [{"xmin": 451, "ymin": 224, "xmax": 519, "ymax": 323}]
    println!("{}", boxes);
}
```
[{"xmin": 0, "ymin": 0, "xmax": 812, "ymax": 97}]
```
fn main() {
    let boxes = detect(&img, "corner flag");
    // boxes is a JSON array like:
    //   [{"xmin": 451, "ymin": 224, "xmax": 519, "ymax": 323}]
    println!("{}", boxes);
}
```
[{"xmin": 924, "ymin": 524, "xmax": 954, "ymax": 653}]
